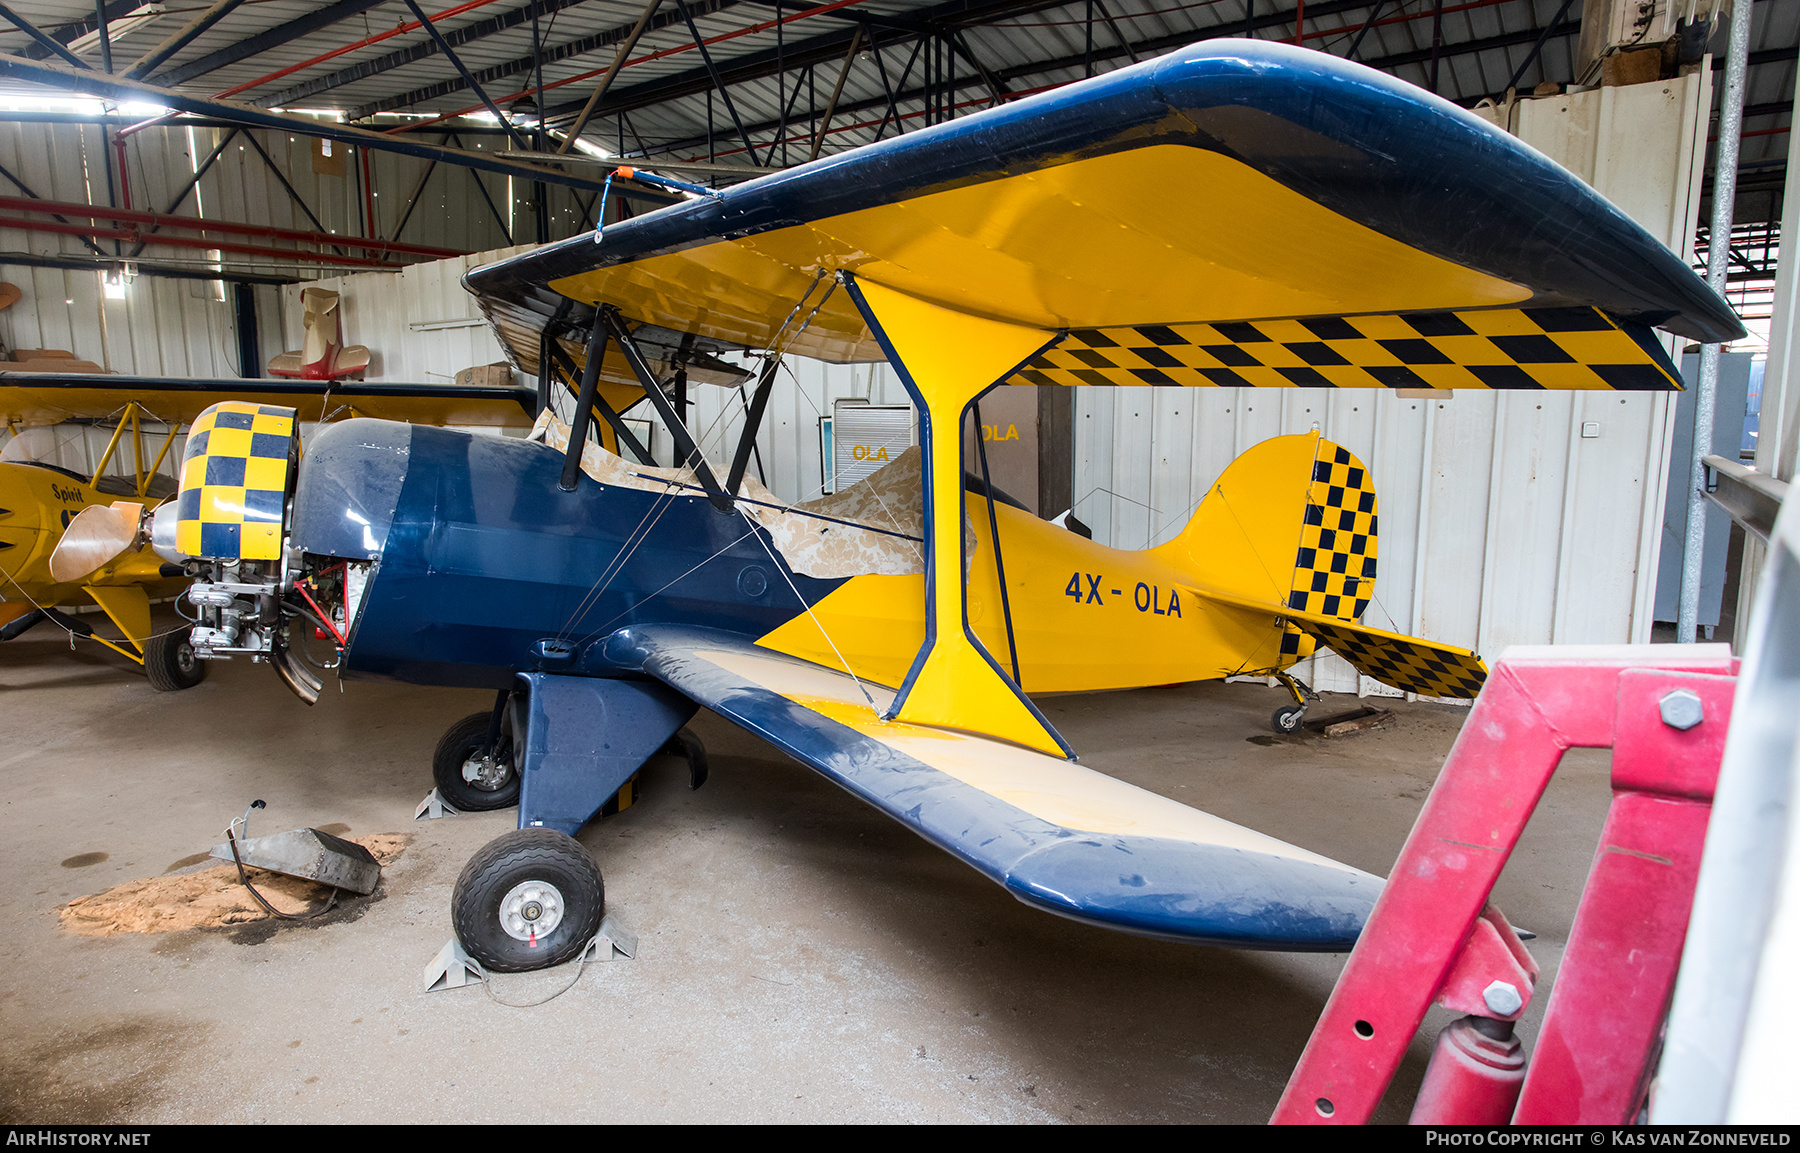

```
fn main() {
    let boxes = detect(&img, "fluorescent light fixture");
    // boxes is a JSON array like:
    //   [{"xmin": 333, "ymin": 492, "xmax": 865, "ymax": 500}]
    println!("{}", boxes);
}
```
[{"xmin": 68, "ymin": 4, "xmax": 167, "ymax": 55}]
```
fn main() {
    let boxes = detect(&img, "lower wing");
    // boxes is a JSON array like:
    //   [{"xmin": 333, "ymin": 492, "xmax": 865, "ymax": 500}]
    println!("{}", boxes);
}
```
[{"xmin": 607, "ymin": 624, "xmax": 1381, "ymax": 950}]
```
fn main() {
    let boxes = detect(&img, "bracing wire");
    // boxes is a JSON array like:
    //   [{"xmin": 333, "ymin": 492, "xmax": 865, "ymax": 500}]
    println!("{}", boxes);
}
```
[{"xmin": 740, "ymin": 509, "xmax": 880, "ymax": 713}]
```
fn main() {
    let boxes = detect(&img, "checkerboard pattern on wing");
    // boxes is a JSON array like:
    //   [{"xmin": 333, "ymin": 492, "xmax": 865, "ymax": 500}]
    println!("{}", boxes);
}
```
[
  {"xmin": 1298, "ymin": 619, "xmax": 1488, "ymax": 699},
  {"xmin": 1290, "ymin": 441, "xmax": 1378, "ymax": 623},
  {"xmin": 1009, "ymin": 307, "xmax": 1682, "ymax": 391},
  {"xmin": 174, "ymin": 402, "xmax": 298, "ymax": 562}
]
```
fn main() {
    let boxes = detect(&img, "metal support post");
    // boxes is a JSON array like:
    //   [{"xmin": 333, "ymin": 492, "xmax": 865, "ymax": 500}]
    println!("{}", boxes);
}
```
[{"xmin": 1680, "ymin": 0, "xmax": 1756, "ymax": 642}]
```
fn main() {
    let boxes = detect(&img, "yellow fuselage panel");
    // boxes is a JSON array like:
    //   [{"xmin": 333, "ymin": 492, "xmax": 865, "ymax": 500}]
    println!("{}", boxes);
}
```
[
  {"xmin": 549, "ymin": 145, "xmax": 1529, "ymax": 363},
  {"xmin": 755, "ymin": 495, "xmax": 1285, "ymax": 694}
]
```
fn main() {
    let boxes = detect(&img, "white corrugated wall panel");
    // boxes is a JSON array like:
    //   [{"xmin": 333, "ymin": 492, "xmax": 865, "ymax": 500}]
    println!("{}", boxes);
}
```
[{"xmin": 1073, "ymin": 72, "xmax": 1710, "ymax": 696}]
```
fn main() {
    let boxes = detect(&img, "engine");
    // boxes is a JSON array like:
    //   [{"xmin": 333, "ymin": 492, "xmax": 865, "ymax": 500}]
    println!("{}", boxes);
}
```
[{"xmin": 149, "ymin": 401, "xmax": 370, "ymax": 704}]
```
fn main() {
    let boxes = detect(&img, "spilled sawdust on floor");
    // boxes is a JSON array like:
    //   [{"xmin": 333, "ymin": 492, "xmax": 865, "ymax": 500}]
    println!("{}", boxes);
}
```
[{"xmin": 58, "ymin": 834, "xmax": 411, "ymax": 936}]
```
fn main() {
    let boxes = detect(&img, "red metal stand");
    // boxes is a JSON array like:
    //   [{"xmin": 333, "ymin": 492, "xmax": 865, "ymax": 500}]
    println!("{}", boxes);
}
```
[{"xmin": 1272, "ymin": 645, "xmax": 1739, "ymax": 1125}]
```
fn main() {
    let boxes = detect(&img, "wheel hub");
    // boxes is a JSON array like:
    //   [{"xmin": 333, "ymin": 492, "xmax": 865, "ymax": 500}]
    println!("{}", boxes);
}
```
[
  {"xmin": 461, "ymin": 749, "xmax": 512, "ymax": 790},
  {"xmin": 499, "ymin": 879, "xmax": 564, "ymax": 941}
]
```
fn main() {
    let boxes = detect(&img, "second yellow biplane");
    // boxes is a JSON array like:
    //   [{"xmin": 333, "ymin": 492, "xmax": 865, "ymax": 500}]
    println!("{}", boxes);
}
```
[
  {"xmin": 1, "ymin": 375, "xmax": 538, "ymax": 687},
  {"xmin": 62, "ymin": 41, "xmax": 1741, "ymax": 971}
]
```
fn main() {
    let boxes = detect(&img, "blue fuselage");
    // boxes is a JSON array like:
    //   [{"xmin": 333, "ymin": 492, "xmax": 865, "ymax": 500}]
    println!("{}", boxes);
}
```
[{"xmin": 292, "ymin": 419, "xmax": 835, "ymax": 688}]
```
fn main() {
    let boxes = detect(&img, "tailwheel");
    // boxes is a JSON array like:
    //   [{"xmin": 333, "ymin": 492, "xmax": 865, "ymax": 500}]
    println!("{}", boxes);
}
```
[
  {"xmin": 1270, "ymin": 673, "xmax": 1315, "ymax": 734},
  {"xmin": 451, "ymin": 829, "xmax": 604, "ymax": 972}
]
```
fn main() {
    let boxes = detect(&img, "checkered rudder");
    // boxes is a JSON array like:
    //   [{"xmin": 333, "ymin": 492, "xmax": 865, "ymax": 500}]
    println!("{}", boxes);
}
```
[
  {"xmin": 174, "ymin": 402, "xmax": 299, "ymax": 561},
  {"xmin": 1289, "ymin": 440, "xmax": 1377, "ymax": 624}
]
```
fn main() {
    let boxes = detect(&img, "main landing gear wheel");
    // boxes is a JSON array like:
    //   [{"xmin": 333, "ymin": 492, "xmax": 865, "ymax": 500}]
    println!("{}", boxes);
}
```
[
  {"xmin": 144, "ymin": 629, "xmax": 206, "ymax": 692},
  {"xmin": 433, "ymin": 711, "xmax": 520, "ymax": 811},
  {"xmin": 452, "ymin": 829, "xmax": 605, "ymax": 972},
  {"xmin": 1271, "ymin": 704, "xmax": 1306, "ymax": 734}
]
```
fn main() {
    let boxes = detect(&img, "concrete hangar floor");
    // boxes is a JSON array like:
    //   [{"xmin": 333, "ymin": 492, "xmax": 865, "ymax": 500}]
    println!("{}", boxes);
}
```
[{"xmin": 0, "ymin": 609, "xmax": 1615, "ymax": 1124}]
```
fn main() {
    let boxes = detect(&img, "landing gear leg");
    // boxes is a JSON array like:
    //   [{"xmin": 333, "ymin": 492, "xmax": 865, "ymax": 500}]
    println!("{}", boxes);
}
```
[
  {"xmin": 432, "ymin": 689, "xmax": 521, "ymax": 812},
  {"xmin": 447, "ymin": 673, "xmax": 696, "ymax": 973},
  {"xmin": 1271, "ymin": 673, "xmax": 1317, "ymax": 734},
  {"xmin": 662, "ymin": 728, "xmax": 708, "ymax": 790}
]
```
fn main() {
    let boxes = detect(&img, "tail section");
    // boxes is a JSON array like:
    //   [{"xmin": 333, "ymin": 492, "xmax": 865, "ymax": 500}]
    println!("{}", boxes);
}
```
[
  {"xmin": 1157, "ymin": 432, "xmax": 1377, "ymax": 666},
  {"xmin": 1158, "ymin": 432, "xmax": 1377, "ymax": 620},
  {"xmin": 1161, "ymin": 432, "xmax": 1486, "ymax": 698}
]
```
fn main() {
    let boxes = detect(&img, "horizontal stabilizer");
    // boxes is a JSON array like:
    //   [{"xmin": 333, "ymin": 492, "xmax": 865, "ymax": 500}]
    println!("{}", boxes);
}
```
[
  {"xmin": 605, "ymin": 625, "xmax": 1383, "ymax": 950},
  {"xmin": 1189, "ymin": 585, "xmax": 1488, "ymax": 699}
]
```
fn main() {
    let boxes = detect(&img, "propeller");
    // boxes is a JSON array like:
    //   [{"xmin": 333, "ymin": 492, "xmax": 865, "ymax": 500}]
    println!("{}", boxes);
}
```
[{"xmin": 49, "ymin": 501, "xmax": 148, "ymax": 583}]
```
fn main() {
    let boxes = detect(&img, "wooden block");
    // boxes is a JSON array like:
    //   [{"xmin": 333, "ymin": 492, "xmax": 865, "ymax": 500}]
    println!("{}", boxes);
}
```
[{"xmin": 1303, "ymin": 706, "xmax": 1396, "ymax": 738}]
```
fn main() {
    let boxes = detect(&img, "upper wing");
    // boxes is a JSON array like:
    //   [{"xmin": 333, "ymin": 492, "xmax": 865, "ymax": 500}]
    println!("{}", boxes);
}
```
[
  {"xmin": 465, "ymin": 41, "xmax": 1739, "ymax": 390},
  {"xmin": 606, "ymin": 624, "xmax": 1381, "ymax": 950},
  {"xmin": 0, "ymin": 374, "xmax": 538, "ymax": 429}
]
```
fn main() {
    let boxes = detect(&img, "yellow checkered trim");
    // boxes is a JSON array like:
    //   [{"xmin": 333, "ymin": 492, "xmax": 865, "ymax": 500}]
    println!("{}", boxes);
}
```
[
  {"xmin": 174, "ymin": 402, "xmax": 298, "ymax": 561},
  {"xmin": 1290, "ymin": 440, "xmax": 1378, "ymax": 623},
  {"xmin": 1295, "ymin": 618, "xmax": 1488, "ymax": 699},
  {"xmin": 1009, "ymin": 307, "xmax": 1682, "ymax": 391}
]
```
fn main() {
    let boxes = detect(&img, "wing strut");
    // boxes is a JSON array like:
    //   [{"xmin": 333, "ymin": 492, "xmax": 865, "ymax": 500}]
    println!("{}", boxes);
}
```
[
  {"xmin": 726, "ymin": 354, "xmax": 782, "ymax": 495},
  {"xmin": 971, "ymin": 397, "xmax": 1022, "ymax": 686},
  {"xmin": 558, "ymin": 310, "xmax": 611, "ymax": 492},
  {"xmin": 600, "ymin": 306, "xmax": 733, "ymax": 512},
  {"xmin": 545, "ymin": 336, "xmax": 655, "ymax": 466}
]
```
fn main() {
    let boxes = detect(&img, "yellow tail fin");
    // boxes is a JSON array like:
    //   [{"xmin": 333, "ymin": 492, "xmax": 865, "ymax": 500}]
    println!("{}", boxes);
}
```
[{"xmin": 1156, "ymin": 432, "xmax": 1378, "ymax": 665}]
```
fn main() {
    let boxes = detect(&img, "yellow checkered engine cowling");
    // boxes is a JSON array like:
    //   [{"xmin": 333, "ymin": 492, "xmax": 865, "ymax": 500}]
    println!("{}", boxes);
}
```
[{"xmin": 174, "ymin": 402, "xmax": 299, "ymax": 561}]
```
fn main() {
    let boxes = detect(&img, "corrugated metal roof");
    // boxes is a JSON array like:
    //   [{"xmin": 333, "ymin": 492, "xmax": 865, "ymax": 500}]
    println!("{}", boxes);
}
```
[{"xmin": 3, "ymin": 0, "xmax": 1789, "ymax": 169}]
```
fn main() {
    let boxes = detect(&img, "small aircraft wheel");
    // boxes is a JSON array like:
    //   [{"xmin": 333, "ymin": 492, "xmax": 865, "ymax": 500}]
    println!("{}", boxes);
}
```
[
  {"xmin": 452, "ymin": 829, "xmax": 604, "ymax": 973},
  {"xmin": 1271, "ymin": 704, "xmax": 1306, "ymax": 735},
  {"xmin": 432, "ymin": 712, "xmax": 520, "ymax": 812},
  {"xmin": 144, "ymin": 628, "xmax": 206, "ymax": 692}
]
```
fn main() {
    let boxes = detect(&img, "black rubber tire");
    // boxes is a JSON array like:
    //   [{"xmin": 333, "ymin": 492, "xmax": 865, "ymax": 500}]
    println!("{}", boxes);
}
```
[
  {"xmin": 452, "ymin": 829, "xmax": 605, "ymax": 973},
  {"xmin": 144, "ymin": 628, "xmax": 206, "ymax": 691},
  {"xmin": 432, "ymin": 711, "xmax": 520, "ymax": 811},
  {"xmin": 1272, "ymin": 704, "xmax": 1306, "ymax": 735}
]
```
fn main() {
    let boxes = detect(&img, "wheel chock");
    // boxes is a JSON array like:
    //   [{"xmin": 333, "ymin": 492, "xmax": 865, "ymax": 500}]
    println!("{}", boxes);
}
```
[
  {"xmin": 414, "ymin": 788, "xmax": 461, "ymax": 821},
  {"xmin": 423, "ymin": 938, "xmax": 487, "ymax": 992},
  {"xmin": 579, "ymin": 914, "xmax": 637, "ymax": 963}
]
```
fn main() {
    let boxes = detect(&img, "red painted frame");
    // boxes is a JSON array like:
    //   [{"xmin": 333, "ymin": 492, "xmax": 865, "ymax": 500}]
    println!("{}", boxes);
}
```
[{"xmin": 1273, "ymin": 645, "xmax": 1739, "ymax": 1125}]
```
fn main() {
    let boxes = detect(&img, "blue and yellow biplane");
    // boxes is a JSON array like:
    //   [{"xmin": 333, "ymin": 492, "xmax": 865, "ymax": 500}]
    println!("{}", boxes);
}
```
[{"xmin": 65, "ymin": 41, "xmax": 1738, "ymax": 972}]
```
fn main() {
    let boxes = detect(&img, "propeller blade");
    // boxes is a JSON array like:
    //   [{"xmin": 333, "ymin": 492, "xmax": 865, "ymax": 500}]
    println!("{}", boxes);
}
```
[{"xmin": 49, "ymin": 502, "xmax": 143, "ymax": 583}]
